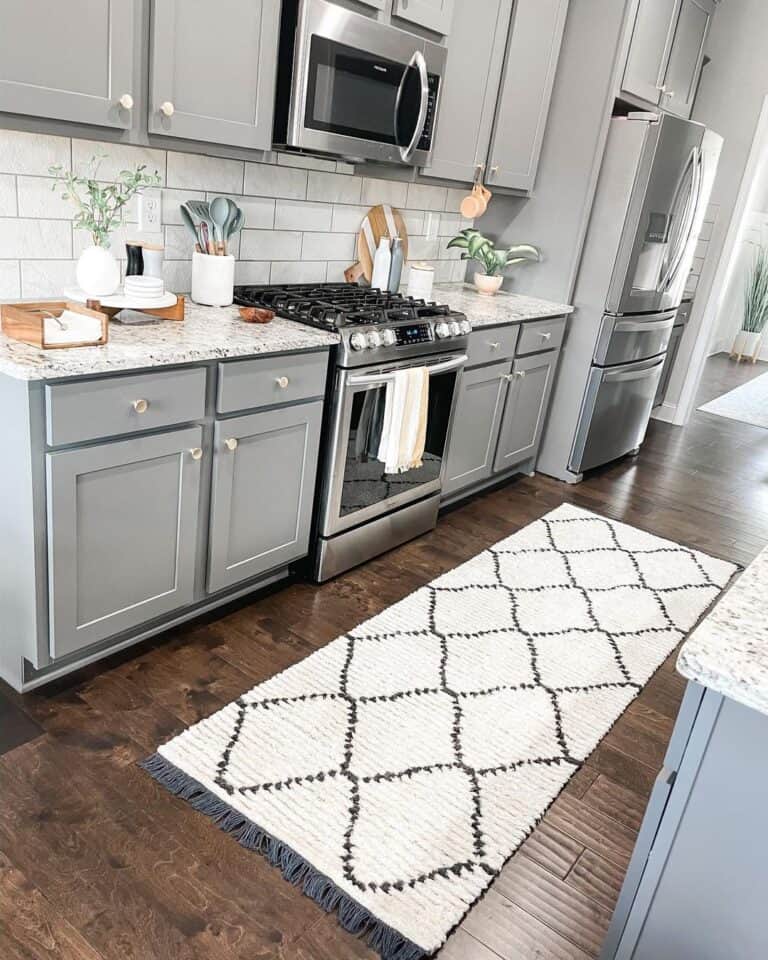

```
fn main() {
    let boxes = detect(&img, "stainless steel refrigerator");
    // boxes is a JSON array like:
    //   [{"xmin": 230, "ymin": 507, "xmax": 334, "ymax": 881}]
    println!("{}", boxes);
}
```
[{"xmin": 537, "ymin": 113, "xmax": 722, "ymax": 483}]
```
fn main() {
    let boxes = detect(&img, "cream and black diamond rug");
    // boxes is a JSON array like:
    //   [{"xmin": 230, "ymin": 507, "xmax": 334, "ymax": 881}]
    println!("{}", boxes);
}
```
[{"xmin": 142, "ymin": 504, "xmax": 737, "ymax": 959}]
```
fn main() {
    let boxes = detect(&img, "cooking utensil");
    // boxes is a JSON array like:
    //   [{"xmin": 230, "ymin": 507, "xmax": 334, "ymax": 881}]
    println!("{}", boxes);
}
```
[
  {"xmin": 180, "ymin": 204, "xmax": 202, "ymax": 252},
  {"xmin": 221, "ymin": 199, "xmax": 239, "ymax": 255},
  {"xmin": 353, "ymin": 204, "xmax": 409, "ymax": 284},
  {"xmin": 227, "ymin": 208, "xmax": 244, "ymax": 247},
  {"xmin": 199, "ymin": 221, "xmax": 214, "ymax": 256},
  {"xmin": 209, "ymin": 196, "xmax": 231, "ymax": 252}
]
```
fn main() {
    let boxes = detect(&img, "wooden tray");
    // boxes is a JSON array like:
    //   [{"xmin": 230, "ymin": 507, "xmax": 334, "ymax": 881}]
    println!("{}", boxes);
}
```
[{"xmin": 1, "ymin": 300, "xmax": 108, "ymax": 349}]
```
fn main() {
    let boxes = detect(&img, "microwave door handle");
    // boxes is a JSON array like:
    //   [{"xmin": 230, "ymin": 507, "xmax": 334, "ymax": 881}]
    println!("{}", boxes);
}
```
[
  {"xmin": 396, "ymin": 50, "xmax": 429, "ymax": 163},
  {"xmin": 348, "ymin": 354, "xmax": 467, "ymax": 388}
]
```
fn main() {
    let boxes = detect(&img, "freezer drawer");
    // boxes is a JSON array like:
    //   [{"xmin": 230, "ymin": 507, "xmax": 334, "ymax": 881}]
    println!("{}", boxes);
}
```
[
  {"xmin": 594, "ymin": 310, "xmax": 676, "ymax": 366},
  {"xmin": 570, "ymin": 356, "xmax": 664, "ymax": 474}
]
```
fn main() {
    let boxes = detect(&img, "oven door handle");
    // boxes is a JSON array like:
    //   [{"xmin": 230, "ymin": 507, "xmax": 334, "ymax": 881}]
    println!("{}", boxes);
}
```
[
  {"xmin": 348, "ymin": 354, "xmax": 467, "ymax": 388},
  {"xmin": 396, "ymin": 50, "xmax": 429, "ymax": 163}
]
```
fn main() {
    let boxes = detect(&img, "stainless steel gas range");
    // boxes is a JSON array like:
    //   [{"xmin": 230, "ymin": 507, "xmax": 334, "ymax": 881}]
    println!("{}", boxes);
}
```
[{"xmin": 233, "ymin": 284, "xmax": 470, "ymax": 581}]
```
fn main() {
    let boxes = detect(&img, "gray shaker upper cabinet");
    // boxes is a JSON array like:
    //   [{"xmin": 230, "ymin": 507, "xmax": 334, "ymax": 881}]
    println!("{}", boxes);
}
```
[
  {"xmin": 662, "ymin": 0, "xmax": 716, "ymax": 118},
  {"xmin": 486, "ymin": 0, "xmax": 570, "ymax": 194},
  {"xmin": 426, "ymin": 0, "xmax": 515, "ymax": 183},
  {"xmin": 391, "ymin": 0, "xmax": 455, "ymax": 36},
  {"xmin": 622, "ymin": 0, "xmax": 680, "ymax": 106},
  {"xmin": 0, "ymin": 1, "xmax": 136, "ymax": 128},
  {"xmin": 149, "ymin": 0, "xmax": 281, "ymax": 149}
]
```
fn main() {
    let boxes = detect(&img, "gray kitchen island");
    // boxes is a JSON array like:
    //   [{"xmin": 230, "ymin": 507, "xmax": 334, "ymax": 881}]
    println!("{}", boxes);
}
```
[{"xmin": 601, "ymin": 547, "xmax": 768, "ymax": 959}]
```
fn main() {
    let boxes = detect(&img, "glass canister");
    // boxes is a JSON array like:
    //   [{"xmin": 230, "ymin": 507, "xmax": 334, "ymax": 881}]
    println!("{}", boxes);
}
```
[{"xmin": 406, "ymin": 262, "xmax": 435, "ymax": 300}]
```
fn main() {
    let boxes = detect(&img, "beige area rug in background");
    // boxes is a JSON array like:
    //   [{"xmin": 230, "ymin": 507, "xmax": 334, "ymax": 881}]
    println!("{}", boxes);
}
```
[
  {"xmin": 698, "ymin": 370, "xmax": 768, "ymax": 428},
  {"xmin": 142, "ymin": 503, "xmax": 736, "ymax": 959}
]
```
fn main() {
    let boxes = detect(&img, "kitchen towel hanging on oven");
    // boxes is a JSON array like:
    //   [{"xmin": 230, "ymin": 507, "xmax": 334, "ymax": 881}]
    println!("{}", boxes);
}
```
[{"xmin": 378, "ymin": 367, "xmax": 429, "ymax": 474}]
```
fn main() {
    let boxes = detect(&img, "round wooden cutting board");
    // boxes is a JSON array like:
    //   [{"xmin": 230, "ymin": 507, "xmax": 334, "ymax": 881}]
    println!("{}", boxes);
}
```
[{"xmin": 356, "ymin": 204, "xmax": 409, "ymax": 283}]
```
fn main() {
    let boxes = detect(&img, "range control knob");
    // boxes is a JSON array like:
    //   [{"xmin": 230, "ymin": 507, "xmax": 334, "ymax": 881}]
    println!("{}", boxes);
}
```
[
  {"xmin": 366, "ymin": 330, "xmax": 382, "ymax": 348},
  {"xmin": 449, "ymin": 320, "xmax": 461, "ymax": 337},
  {"xmin": 350, "ymin": 332, "xmax": 367, "ymax": 351},
  {"xmin": 435, "ymin": 321, "xmax": 450, "ymax": 339},
  {"xmin": 381, "ymin": 328, "xmax": 396, "ymax": 346},
  {"xmin": 459, "ymin": 319, "xmax": 472, "ymax": 334}
]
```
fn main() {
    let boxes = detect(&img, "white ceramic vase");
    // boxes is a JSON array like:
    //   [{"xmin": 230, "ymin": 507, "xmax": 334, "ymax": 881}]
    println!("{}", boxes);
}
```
[
  {"xmin": 732, "ymin": 329, "xmax": 763, "ymax": 360},
  {"xmin": 76, "ymin": 244, "xmax": 120, "ymax": 298},
  {"xmin": 473, "ymin": 272, "xmax": 504, "ymax": 296}
]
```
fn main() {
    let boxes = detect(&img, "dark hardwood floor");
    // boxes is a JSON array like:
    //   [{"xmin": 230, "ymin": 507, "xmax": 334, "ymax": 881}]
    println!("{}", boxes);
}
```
[{"xmin": 2, "ymin": 352, "xmax": 767, "ymax": 960}]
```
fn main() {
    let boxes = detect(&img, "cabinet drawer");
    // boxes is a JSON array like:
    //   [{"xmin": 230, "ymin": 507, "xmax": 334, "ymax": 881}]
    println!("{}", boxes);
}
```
[
  {"xmin": 516, "ymin": 316, "xmax": 566, "ymax": 355},
  {"xmin": 467, "ymin": 325, "xmax": 520, "ymax": 367},
  {"xmin": 217, "ymin": 352, "xmax": 328, "ymax": 414},
  {"xmin": 46, "ymin": 368, "xmax": 207, "ymax": 447}
]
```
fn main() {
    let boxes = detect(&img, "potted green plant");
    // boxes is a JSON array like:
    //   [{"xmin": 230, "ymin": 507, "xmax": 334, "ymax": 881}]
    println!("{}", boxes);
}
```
[
  {"xmin": 49, "ymin": 153, "xmax": 161, "ymax": 297},
  {"xmin": 733, "ymin": 246, "xmax": 768, "ymax": 361},
  {"xmin": 447, "ymin": 228, "xmax": 540, "ymax": 295}
]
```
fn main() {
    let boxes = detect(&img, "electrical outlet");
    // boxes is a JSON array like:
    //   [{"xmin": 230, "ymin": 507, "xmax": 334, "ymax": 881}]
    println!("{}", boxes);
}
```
[{"xmin": 138, "ymin": 189, "xmax": 161, "ymax": 232}]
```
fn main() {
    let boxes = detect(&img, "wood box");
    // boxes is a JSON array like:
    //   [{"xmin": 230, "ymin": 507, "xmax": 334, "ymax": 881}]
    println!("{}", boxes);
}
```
[{"xmin": 1, "ymin": 300, "xmax": 109, "ymax": 349}]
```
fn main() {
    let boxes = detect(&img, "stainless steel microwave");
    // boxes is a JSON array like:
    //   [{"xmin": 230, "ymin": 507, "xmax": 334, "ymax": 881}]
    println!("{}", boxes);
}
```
[{"xmin": 274, "ymin": 0, "xmax": 446, "ymax": 166}]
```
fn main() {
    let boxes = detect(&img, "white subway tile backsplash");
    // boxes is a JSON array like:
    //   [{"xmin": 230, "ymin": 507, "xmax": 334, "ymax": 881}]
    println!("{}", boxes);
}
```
[
  {"xmin": 245, "ymin": 162, "xmax": 307, "ymax": 200},
  {"xmin": 165, "ymin": 224, "xmax": 197, "ymax": 261},
  {"xmin": 0, "ymin": 218, "xmax": 71, "ymax": 259},
  {"xmin": 307, "ymin": 171, "xmax": 362, "ymax": 205},
  {"xmin": 361, "ymin": 178, "xmax": 408, "ymax": 208},
  {"xmin": 162, "ymin": 188, "xmax": 205, "ymax": 225},
  {"xmin": 444, "ymin": 188, "xmax": 467, "ymax": 213},
  {"xmin": 0, "ymin": 129, "xmax": 70, "ymax": 176},
  {"xmin": 163, "ymin": 259, "xmax": 193, "ymax": 294},
  {"xmin": 439, "ymin": 213, "xmax": 461, "ymax": 237},
  {"xmin": 325, "ymin": 261, "xmax": 350, "ymax": 283},
  {"xmin": 16, "ymin": 176, "xmax": 71, "ymax": 219},
  {"xmin": 336, "ymin": 161, "xmax": 356, "ymax": 175},
  {"xmin": 331, "ymin": 204, "xmax": 368, "ymax": 233},
  {"xmin": 277, "ymin": 152, "xmax": 337, "ymax": 173},
  {"xmin": 72, "ymin": 139, "xmax": 166, "ymax": 184},
  {"xmin": 167, "ymin": 151, "xmax": 244, "ymax": 194},
  {"xmin": 0, "ymin": 175, "xmax": 16, "ymax": 216},
  {"xmin": 407, "ymin": 183, "xmax": 447, "ymax": 212},
  {"xmin": 234, "ymin": 260, "xmax": 271, "ymax": 284},
  {"xmin": 275, "ymin": 199, "xmax": 332, "ymax": 232},
  {"xmin": 20, "ymin": 260, "xmax": 76, "ymax": 297},
  {"xmin": 0, "ymin": 260, "xmax": 20, "ymax": 298},
  {"xmin": 270, "ymin": 261, "xmax": 327, "ymax": 284},
  {"xmin": 401, "ymin": 210, "xmax": 424, "ymax": 236},
  {"xmin": 241, "ymin": 229, "xmax": 302, "ymax": 261},
  {"xmin": 409, "ymin": 237, "xmax": 441, "ymax": 260},
  {"xmin": 225, "ymin": 196, "xmax": 275, "ymax": 229},
  {"xmin": 302, "ymin": 232, "xmax": 356, "ymax": 261}
]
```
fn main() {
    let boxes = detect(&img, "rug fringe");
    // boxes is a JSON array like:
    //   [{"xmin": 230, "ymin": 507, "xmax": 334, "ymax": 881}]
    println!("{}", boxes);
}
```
[{"xmin": 140, "ymin": 753, "xmax": 426, "ymax": 960}]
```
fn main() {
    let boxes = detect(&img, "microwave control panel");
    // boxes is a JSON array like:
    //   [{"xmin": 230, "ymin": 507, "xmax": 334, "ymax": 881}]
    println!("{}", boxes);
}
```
[{"xmin": 419, "ymin": 75, "xmax": 441, "ymax": 151}]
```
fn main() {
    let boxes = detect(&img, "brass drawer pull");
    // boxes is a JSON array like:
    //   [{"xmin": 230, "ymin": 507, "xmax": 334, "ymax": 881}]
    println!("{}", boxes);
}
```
[
  {"xmin": 189, "ymin": 447, "xmax": 203, "ymax": 461},
  {"xmin": 224, "ymin": 438, "xmax": 238, "ymax": 451},
  {"xmin": 276, "ymin": 376, "xmax": 290, "ymax": 389},
  {"xmin": 488, "ymin": 341, "xmax": 501, "ymax": 350}
]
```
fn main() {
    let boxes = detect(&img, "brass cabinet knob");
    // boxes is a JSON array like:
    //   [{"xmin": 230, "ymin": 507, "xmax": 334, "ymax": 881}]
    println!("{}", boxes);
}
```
[
  {"xmin": 189, "ymin": 447, "xmax": 203, "ymax": 461},
  {"xmin": 160, "ymin": 101, "xmax": 175, "ymax": 117},
  {"xmin": 276, "ymin": 376, "xmax": 290, "ymax": 389},
  {"xmin": 488, "ymin": 341, "xmax": 501, "ymax": 350},
  {"xmin": 132, "ymin": 398, "xmax": 149, "ymax": 414},
  {"xmin": 224, "ymin": 438, "xmax": 238, "ymax": 451},
  {"xmin": 538, "ymin": 331, "xmax": 552, "ymax": 341},
  {"xmin": 119, "ymin": 93, "xmax": 134, "ymax": 110},
  {"xmin": 515, "ymin": 370, "xmax": 527, "ymax": 379}
]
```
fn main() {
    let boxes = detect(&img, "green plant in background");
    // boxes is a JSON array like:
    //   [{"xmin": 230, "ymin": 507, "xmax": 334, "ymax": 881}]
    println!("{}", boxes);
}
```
[
  {"xmin": 447, "ymin": 228, "xmax": 540, "ymax": 276},
  {"xmin": 49, "ymin": 152, "xmax": 161, "ymax": 247},
  {"xmin": 742, "ymin": 246, "xmax": 768, "ymax": 334}
]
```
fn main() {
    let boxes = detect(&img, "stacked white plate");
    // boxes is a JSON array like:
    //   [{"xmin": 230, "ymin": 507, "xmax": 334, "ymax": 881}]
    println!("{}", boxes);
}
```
[{"xmin": 124, "ymin": 275, "xmax": 165, "ymax": 300}]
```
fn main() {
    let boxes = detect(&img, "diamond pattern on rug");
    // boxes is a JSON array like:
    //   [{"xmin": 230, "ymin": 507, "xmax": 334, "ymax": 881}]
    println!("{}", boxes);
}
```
[{"xmin": 147, "ymin": 504, "xmax": 737, "ymax": 960}]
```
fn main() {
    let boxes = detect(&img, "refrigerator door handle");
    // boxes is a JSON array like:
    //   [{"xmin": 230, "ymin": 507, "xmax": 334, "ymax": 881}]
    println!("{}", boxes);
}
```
[
  {"xmin": 660, "ymin": 146, "xmax": 703, "ymax": 293},
  {"xmin": 614, "ymin": 317, "xmax": 677, "ymax": 333}
]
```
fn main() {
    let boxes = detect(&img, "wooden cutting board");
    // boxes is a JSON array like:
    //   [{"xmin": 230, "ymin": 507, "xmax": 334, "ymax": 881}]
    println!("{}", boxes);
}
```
[{"xmin": 356, "ymin": 204, "xmax": 409, "ymax": 284}]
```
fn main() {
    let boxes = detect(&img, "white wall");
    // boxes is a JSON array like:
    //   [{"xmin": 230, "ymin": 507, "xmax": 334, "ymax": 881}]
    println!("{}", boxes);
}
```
[{"xmin": 663, "ymin": 0, "xmax": 768, "ymax": 409}]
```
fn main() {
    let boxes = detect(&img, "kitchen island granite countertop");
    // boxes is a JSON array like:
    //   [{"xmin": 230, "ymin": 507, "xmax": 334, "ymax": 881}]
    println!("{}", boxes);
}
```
[
  {"xmin": 677, "ymin": 546, "xmax": 767, "ymax": 715},
  {"xmin": 0, "ymin": 285, "xmax": 574, "ymax": 381},
  {"xmin": 433, "ymin": 282, "xmax": 574, "ymax": 328}
]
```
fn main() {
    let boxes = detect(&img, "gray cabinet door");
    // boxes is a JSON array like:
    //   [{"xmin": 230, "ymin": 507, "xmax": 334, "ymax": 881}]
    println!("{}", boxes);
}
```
[
  {"xmin": 425, "ymin": 0, "xmax": 514, "ymax": 183},
  {"xmin": 661, "ymin": 0, "xmax": 715, "ymax": 118},
  {"xmin": 391, "ymin": 0, "xmax": 455, "ymax": 35},
  {"xmin": 442, "ymin": 362, "xmax": 509, "ymax": 497},
  {"xmin": 0, "ymin": 1, "xmax": 135, "ymax": 128},
  {"xmin": 207, "ymin": 401, "xmax": 323, "ymax": 593},
  {"xmin": 149, "ymin": 0, "xmax": 281, "ymax": 149},
  {"xmin": 622, "ymin": 0, "xmax": 680, "ymax": 105},
  {"xmin": 494, "ymin": 351, "xmax": 557, "ymax": 472},
  {"xmin": 46, "ymin": 427, "xmax": 203, "ymax": 660},
  {"xmin": 486, "ymin": 0, "xmax": 569, "ymax": 193}
]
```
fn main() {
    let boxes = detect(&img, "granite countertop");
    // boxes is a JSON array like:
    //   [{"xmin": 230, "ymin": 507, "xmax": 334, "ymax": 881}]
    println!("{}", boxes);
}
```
[
  {"xmin": 0, "ymin": 300, "xmax": 339, "ymax": 381},
  {"xmin": 432, "ymin": 283, "xmax": 574, "ymax": 328},
  {"xmin": 678, "ymin": 547, "xmax": 768, "ymax": 716}
]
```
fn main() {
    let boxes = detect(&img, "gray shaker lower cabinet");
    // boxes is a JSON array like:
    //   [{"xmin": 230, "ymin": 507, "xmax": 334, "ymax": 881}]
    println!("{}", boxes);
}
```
[
  {"xmin": 442, "ymin": 362, "xmax": 510, "ymax": 497},
  {"xmin": 46, "ymin": 426, "xmax": 203, "ymax": 659},
  {"xmin": 494, "ymin": 351, "xmax": 557, "ymax": 472},
  {"xmin": 207, "ymin": 401, "xmax": 323, "ymax": 593}
]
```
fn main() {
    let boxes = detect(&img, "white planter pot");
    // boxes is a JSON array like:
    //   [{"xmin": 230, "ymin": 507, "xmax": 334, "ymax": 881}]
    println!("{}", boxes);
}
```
[
  {"xmin": 732, "ymin": 329, "xmax": 763, "ymax": 360},
  {"xmin": 473, "ymin": 272, "xmax": 504, "ymax": 296},
  {"xmin": 76, "ymin": 244, "xmax": 120, "ymax": 298}
]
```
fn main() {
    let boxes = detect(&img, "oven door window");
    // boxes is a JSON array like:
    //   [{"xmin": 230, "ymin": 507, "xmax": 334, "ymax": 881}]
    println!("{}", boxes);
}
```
[
  {"xmin": 305, "ymin": 36, "xmax": 414, "ymax": 145},
  {"xmin": 339, "ymin": 370, "xmax": 456, "ymax": 519}
]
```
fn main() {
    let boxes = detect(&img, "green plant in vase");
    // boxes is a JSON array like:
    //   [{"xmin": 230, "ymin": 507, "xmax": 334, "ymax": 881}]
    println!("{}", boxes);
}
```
[
  {"xmin": 733, "ymin": 246, "xmax": 768, "ymax": 361},
  {"xmin": 49, "ymin": 152, "xmax": 161, "ymax": 298},
  {"xmin": 447, "ymin": 228, "xmax": 540, "ymax": 295}
]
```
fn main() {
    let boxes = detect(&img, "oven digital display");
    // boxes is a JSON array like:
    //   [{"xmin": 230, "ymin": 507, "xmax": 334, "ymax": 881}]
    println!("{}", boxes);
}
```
[{"xmin": 396, "ymin": 324, "xmax": 433, "ymax": 345}]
